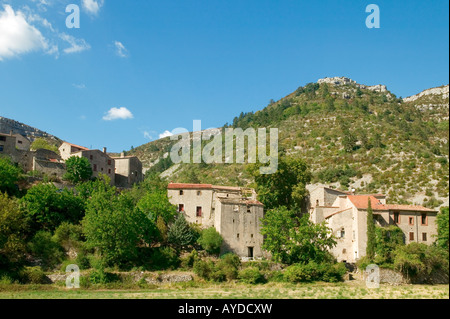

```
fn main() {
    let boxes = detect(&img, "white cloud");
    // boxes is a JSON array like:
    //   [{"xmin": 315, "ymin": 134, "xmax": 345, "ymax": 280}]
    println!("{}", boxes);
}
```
[
  {"xmin": 73, "ymin": 83, "xmax": 86, "ymax": 89},
  {"xmin": 144, "ymin": 131, "xmax": 153, "ymax": 140},
  {"xmin": 102, "ymin": 107, "xmax": 134, "ymax": 121},
  {"xmin": 60, "ymin": 33, "xmax": 90, "ymax": 54},
  {"xmin": 0, "ymin": 5, "xmax": 50, "ymax": 61},
  {"xmin": 114, "ymin": 41, "xmax": 128, "ymax": 58},
  {"xmin": 159, "ymin": 130, "xmax": 174, "ymax": 139},
  {"xmin": 82, "ymin": 0, "xmax": 104, "ymax": 16}
]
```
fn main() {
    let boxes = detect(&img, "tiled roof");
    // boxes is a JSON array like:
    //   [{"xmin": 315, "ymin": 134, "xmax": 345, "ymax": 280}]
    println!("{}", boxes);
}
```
[
  {"xmin": 384, "ymin": 204, "xmax": 436, "ymax": 212},
  {"xmin": 168, "ymin": 183, "xmax": 213, "ymax": 189},
  {"xmin": 64, "ymin": 142, "xmax": 89, "ymax": 151}
]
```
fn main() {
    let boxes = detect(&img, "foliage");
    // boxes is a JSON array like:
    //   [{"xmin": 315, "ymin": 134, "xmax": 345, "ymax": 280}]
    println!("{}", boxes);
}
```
[
  {"xmin": 21, "ymin": 183, "xmax": 85, "ymax": 233},
  {"xmin": 374, "ymin": 225, "xmax": 404, "ymax": 265},
  {"xmin": 197, "ymin": 227, "xmax": 223, "ymax": 255},
  {"xmin": 366, "ymin": 199, "xmax": 376, "ymax": 260},
  {"xmin": 436, "ymin": 207, "xmax": 449, "ymax": 249},
  {"xmin": 0, "ymin": 157, "xmax": 21, "ymax": 196},
  {"xmin": 136, "ymin": 191, "xmax": 178, "ymax": 224},
  {"xmin": 53, "ymin": 222, "xmax": 84, "ymax": 250},
  {"xmin": 193, "ymin": 255, "xmax": 240, "ymax": 282},
  {"xmin": 19, "ymin": 266, "xmax": 47, "ymax": 284},
  {"xmin": 393, "ymin": 243, "xmax": 449, "ymax": 278},
  {"xmin": 82, "ymin": 186, "xmax": 157, "ymax": 268},
  {"xmin": 217, "ymin": 253, "xmax": 241, "ymax": 280},
  {"xmin": 27, "ymin": 231, "xmax": 64, "ymax": 270},
  {"xmin": 146, "ymin": 246, "xmax": 180, "ymax": 270},
  {"xmin": 284, "ymin": 262, "xmax": 347, "ymax": 283},
  {"xmin": 248, "ymin": 156, "xmax": 311, "ymax": 211},
  {"xmin": 261, "ymin": 206, "xmax": 336, "ymax": 265},
  {"xmin": 238, "ymin": 267, "xmax": 266, "ymax": 284},
  {"xmin": 30, "ymin": 138, "xmax": 58, "ymax": 153},
  {"xmin": 0, "ymin": 193, "xmax": 28, "ymax": 268},
  {"xmin": 167, "ymin": 214, "xmax": 199, "ymax": 249},
  {"xmin": 63, "ymin": 156, "xmax": 93, "ymax": 184}
]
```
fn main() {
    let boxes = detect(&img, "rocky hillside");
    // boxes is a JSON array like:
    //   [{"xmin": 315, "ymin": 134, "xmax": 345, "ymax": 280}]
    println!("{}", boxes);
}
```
[
  {"xmin": 0, "ymin": 116, "xmax": 59, "ymax": 143},
  {"xmin": 129, "ymin": 77, "xmax": 449, "ymax": 209}
]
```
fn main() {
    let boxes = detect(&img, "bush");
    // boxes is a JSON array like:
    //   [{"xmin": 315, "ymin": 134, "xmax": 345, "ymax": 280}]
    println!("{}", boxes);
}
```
[
  {"xmin": 148, "ymin": 247, "xmax": 179, "ymax": 270},
  {"xmin": 197, "ymin": 227, "xmax": 223, "ymax": 255},
  {"xmin": 88, "ymin": 269, "xmax": 120, "ymax": 285},
  {"xmin": 28, "ymin": 231, "xmax": 64, "ymax": 270},
  {"xmin": 19, "ymin": 266, "xmax": 47, "ymax": 284},
  {"xmin": 284, "ymin": 264, "xmax": 312, "ymax": 283},
  {"xmin": 238, "ymin": 267, "xmax": 266, "ymax": 284},
  {"xmin": 180, "ymin": 249, "xmax": 199, "ymax": 269},
  {"xmin": 216, "ymin": 253, "xmax": 241, "ymax": 281},
  {"xmin": 284, "ymin": 262, "xmax": 347, "ymax": 283},
  {"xmin": 193, "ymin": 259, "xmax": 214, "ymax": 280},
  {"xmin": 53, "ymin": 222, "xmax": 84, "ymax": 249}
]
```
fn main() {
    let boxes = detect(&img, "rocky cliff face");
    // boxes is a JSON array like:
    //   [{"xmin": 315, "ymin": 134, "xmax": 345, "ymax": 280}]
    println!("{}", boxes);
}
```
[
  {"xmin": 317, "ymin": 76, "xmax": 388, "ymax": 93},
  {"xmin": 0, "ymin": 116, "xmax": 56, "ymax": 141}
]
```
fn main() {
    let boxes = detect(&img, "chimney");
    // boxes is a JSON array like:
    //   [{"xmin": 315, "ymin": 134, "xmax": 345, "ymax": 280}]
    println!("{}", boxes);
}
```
[
  {"xmin": 121, "ymin": 152, "xmax": 125, "ymax": 158},
  {"xmin": 103, "ymin": 147, "xmax": 107, "ymax": 154},
  {"xmin": 9, "ymin": 130, "xmax": 13, "ymax": 136}
]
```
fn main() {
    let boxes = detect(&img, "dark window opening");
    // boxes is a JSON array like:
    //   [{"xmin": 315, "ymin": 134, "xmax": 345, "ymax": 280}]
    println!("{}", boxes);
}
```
[
  {"xmin": 179, "ymin": 204, "xmax": 184, "ymax": 212},
  {"xmin": 0, "ymin": 136, "xmax": 6, "ymax": 141},
  {"xmin": 409, "ymin": 232, "xmax": 414, "ymax": 241},
  {"xmin": 422, "ymin": 233, "xmax": 427, "ymax": 241},
  {"xmin": 0, "ymin": 145, "xmax": 3, "ymax": 152},
  {"xmin": 409, "ymin": 217, "xmax": 414, "ymax": 225},
  {"xmin": 18, "ymin": 140, "xmax": 22, "ymax": 144},
  {"xmin": 196, "ymin": 206, "xmax": 202, "ymax": 217},
  {"xmin": 421, "ymin": 213, "xmax": 427, "ymax": 225},
  {"xmin": 108, "ymin": 160, "xmax": 112, "ymax": 165},
  {"xmin": 248, "ymin": 247, "xmax": 254, "ymax": 258},
  {"xmin": 179, "ymin": 190, "xmax": 184, "ymax": 195},
  {"xmin": 197, "ymin": 191, "xmax": 202, "ymax": 196},
  {"xmin": 93, "ymin": 164, "xmax": 97, "ymax": 172},
  {"xmin": 90, "ymin": 155, "xmax": 93, "ymax": 160},
  {"xmin": 394, "ymin": 212, "xmax": 400, "ymax": 224}
]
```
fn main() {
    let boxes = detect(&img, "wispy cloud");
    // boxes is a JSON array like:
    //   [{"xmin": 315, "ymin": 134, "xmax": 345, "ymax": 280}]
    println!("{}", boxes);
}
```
[
  {"xmin": 0, "ymin": 5, "xmax": 50, "ymax": 61},
  {"xmin": 72, "ymin": 83, "xmax": 86, "ymax": 89},
  {"xmin": 159, "ymin": 130, "xmax": 174, "ymax": 139},
  {"xmin": 114, "ymin": 41, "xmax": 128, "ymax": 58},
  {"xmin": 102, "ymin": 107, "xmax": 134, "ymax": 121},
  {"xmin": 60, "ymin": 33, "xmax": 90, "ymax": 54},
  {"xmin": 82, "ymin": 0, "xmax": 104, "ymax": 16}
]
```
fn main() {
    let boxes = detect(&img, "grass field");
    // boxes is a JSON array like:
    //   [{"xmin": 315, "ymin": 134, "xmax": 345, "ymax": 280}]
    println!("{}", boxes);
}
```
[{"xmin": 0, "ymin": 281, "xmax": 448, "ymax": 299}]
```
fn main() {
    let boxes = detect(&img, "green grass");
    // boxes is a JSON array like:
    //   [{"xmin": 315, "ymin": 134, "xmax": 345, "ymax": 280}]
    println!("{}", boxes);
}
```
[{"xmin": 0, "ymin": 282, "xmax": 448, "ymax": 299}]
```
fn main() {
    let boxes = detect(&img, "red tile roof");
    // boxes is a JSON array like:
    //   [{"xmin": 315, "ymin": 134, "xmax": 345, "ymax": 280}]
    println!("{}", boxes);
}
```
[
  {"xmin": 64, "ymin": 142, "xmax": 89, "ymax": 151},
  {"xmin": 384, "ymin": 204, "xmax": 436, "ymax": 212},
  {"xmin": 168, "ymin": 183, "xmax": 213, "ymax": 190},
  {"xmin": 347, "ymin": 195, "xmax": 436, "ymax": 212}
]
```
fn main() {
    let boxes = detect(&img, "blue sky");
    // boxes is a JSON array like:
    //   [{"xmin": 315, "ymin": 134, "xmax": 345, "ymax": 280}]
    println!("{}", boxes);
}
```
[{"xmin": 0, "ymin": 0, "xmax": 448, "ymax": 152}]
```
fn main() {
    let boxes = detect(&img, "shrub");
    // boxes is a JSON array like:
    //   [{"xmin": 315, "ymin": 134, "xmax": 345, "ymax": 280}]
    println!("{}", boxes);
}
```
[
  {"xmin": 193, "ymin": 259, "xmax": 214, "ymax": 280},
  {"xmin": 197, "ymin": 227, "xmax": 223, "ymax": 255},
  {"xmin": 19, "ymin": 266, "xmax": 47, "ymax": 284},
  {"xmin": 180, "ymin": 249, "xmax": 199, "ymax": 269},
  {"xmin": 89, "ymin": 269, "xmax": 119, "ymax": 285},
  {"xmin": 53, "ymin": 222, "xmax": 84, "ymax": 249},
  {"xmin": 148, "ymin": 247, "xmax": 179, "ymax": 270},
  {"xmin": 238, "ymin": 267, "xmax": 266, "ymax": 284},
  {"xmin": 216, "ymin": 253, "xmax": 241, "ymax": 281},
  {"xmin": 284, "ymin": 264, "xmax": 312, "ymax": 283},
  {"xmin": 28, "ymin": 231, "xmax": 64, "ymax": 270}
]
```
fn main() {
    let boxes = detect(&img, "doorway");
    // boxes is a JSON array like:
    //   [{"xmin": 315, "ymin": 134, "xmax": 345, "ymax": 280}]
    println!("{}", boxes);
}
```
[{"xmin": 248, "ymin": 247, "xmax": 254, "ymax": 258}]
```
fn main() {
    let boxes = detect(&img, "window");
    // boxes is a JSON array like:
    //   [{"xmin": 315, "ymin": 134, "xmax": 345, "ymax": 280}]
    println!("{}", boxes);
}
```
[
  {"xmin": 237, "ymin": 233, "xmax": 240, "ymax": 239},
  {"xmin": 108, "ymin": 169, "xmax": 111, "ymax": 174},
  {"xmin": 340, "ymin": 229, "xmax": 345, "ymax": 238},
  {"xmin": 248, "ymin": 247, "xmax": 254, "ymax": 258},
  {"xmin": 409, "ymin": 217, "xmax": 414, "ymax": 226},
  {"xmin": 101, "ymin": 168, "xmax": 104, "ymax": 171},
  {"xmin": 178, "ymin": 204, "xmax": 184, "ymax": 212},
  {"xmin": 93, "ymin": 164, "xmax": 97, "ymax": 172},
  {"xmin": 409, "ymin": 232, "xmax": 414, "ymax": 241},
  {"xmin": 179, "ymin": 190, "xmax": 184, "ymax": 195},
  {"xmin": 0, "ymin": 136, "xmax": 6, "ymax": 141},
  {"xmin": 394, "ymin": 212, "xmax": 400, "ymax": 224},
  {"xmin": 316, "ymin": 200, "xmax": 319, "ymax": 207},
  {"xmin": 197, "ymin": 191, "xmax": 202, "ymax": 196},
  {"xmin": 90, "ymin": 155, "xmax": 93, "ymax": 160},
  {"xmin": 247, "ymin": 206, "xmax": 251, "ymax": 213},
  {"xmin": 421, "ymin": 213, "xmax": 428, "ymax": 226},
  {"xmin": 422, "ymin": 233, "xmax": 427, "ymax": 242},
  {"xmin": 18, "ymin": 140, "xmax": 22, "ymax": 144},
  {"xmin": 108, "ymin": 160, "xmax": 112, "ymax": 165},
  {"xmin": 251, "ymin": 234, "xmax": 254, "ymax": 238},
  {"xmin": 196, "ymin": 206, "xmax": 202, "ymax": 217},
  {"xmin": 0, "ymin": 145, "xmax": 3, "ymax": 152}
]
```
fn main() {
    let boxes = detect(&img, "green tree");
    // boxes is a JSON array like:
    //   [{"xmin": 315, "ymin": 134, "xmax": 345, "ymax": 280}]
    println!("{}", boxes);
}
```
[
  {"xmin": 136, "ymin": 191, "xmax": 178, "ymax": 224},
  {"xmin": 0, "ymin": 193, "xmax": 28, "ymax": 269},
  {"xmin": 82, "ymin": 189, "xmax": 156, "ymax": 267},
  {"xmin": 198, "ymin": 227, "xmax": 223, "ymax": 255},
  {"xmin": 261, "ymin": 206, "xmax": 336, "ymax": 265},
  {"xmin": 63, "ymin": 156, "xmax": 93, "ymax": 184},
  {"xmin": 30, "ymin": 138, "xmax": 59, "ymax": 153},
  {"xmin": 167, "ymin": 214, "xmax": 198, "ymax": 249},
  {"xmin": 0, "ymin": 157, "xmax": 21, "ymax": 195},
  {"xmin": 436, "ymin": 207, "xmax": 449, "ymax": 249},
  {"xmin": 21, "ymin": 183, "xmax": 85, "ymax": 233},
  {"xmin": 248, "ymin": 156, "xmax": 311, "ymax": 211},
  {"xmin": 366, "ymin": 198, "xmax": 376, "ymax": 260}
]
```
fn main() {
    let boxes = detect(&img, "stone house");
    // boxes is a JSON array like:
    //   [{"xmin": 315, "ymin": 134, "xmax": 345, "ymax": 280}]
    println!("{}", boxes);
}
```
[
  {"xmin": 12, "ymin": 133, "xmax": 30, "ymax": 151},
  {"xmin": 0, "ymin": 132, "xmax": 16, "ymax": 155},
  {"xmin": 309, "ymin": 186, "xmax": 438, "ymax": 263},
  {"xmin": 112, "ymin": 153, "xmax": 144, "ymax": 188},
  {"xmin": 167, "ymin": 183, "xmax": 264, "ymax": 259}
]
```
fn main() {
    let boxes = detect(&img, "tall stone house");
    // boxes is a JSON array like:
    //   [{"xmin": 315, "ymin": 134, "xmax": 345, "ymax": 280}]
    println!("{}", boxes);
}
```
[
  {"xmin": 112, "ymin": 153, "xmax": 144, "ymax": 188},
  {"xmin": 309, "ymin": 186, "xmax": 438, "ymax": 263},
  {"xmin": 168, "ymin": 183, "xmax": 264, "ymax": 259}
]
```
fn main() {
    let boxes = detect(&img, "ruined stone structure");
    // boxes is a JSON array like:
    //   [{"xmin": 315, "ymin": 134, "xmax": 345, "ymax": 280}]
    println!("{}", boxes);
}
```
[
  {"xmin": 309, "ymin": 186, "xmax": 438, "ymax": 263},
  {"xmin": 112, "ymin": 153, "xmax": 144, "ymax": 188},
  {"xmin": 168, "ymin": 183, "xmax": 264, "ymax": 259}
]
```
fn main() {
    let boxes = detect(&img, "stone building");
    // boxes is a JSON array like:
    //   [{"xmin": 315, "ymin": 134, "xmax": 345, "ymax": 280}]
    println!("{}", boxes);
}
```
[
  {"xmin": 112, "ymin": 153, "xmax": 144, "ymax": 188},
  {"xmin": 309, "ymin": 186, "xmax": 438, "ymax": 263},
  {"xmin": 12, "ymin": 133, "xmax": 30, "ymax": 151},
  {"xmin": 167, "ymin": 183, "xmax": 264, "ymax": 259},
  {"xmin": 0, "ymin": 132, "xmax": 16, "ymax": 155}
]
